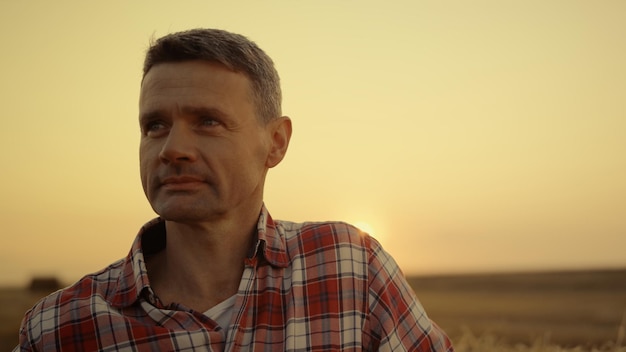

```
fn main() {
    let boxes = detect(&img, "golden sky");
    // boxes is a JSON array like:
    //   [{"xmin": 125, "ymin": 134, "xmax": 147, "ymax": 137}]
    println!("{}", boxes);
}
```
[{"xmin": 1, "ymin": 1, "xmax": 625, "ymax": 286}]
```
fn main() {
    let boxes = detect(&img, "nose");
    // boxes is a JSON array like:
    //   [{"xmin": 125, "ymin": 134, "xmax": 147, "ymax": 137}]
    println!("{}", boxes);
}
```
[{"xmin": 158, "ymin": 123, "xmax": 198, "ymax": 164}]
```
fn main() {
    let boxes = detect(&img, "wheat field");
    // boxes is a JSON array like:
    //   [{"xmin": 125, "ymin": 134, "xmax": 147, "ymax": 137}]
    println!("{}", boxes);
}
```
[
  {"xmin": 410, "ymin": 269, "xmax": 626, "ymax": 352},
  {"xmin": 453, "ymin": 328, "xmax": 625, "ymax": 352}
]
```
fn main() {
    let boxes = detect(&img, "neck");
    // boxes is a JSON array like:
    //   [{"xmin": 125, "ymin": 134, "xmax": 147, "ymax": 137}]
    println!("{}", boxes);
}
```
[{"xmin": 147, "ymin": 204, "xmax": 261, "ymax": 311}]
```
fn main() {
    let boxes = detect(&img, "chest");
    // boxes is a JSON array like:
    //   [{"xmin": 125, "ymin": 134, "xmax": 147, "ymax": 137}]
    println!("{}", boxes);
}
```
[{"xmin": 112, "ymin": 265, "xmax": 370, "ymax": 351}]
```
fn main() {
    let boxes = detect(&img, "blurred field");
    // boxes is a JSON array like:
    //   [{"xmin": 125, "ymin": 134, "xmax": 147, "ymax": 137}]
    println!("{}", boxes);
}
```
[
  {"xmin": 2, "ymin": 268, "xmax": 625, "ymax": 351},
  {"xmin": 0, "ymin": 287, "xmax": 51, "ymax": 351},
  {"xmin": 410, "ymin": 268, "xmax": 626, "ymax": 350}
]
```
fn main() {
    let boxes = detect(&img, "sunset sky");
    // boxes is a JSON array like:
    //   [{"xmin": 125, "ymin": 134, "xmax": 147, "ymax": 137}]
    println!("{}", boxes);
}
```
[{"xmin": 1, "ymin": 1, "xmax": 624, "ymax": 286}]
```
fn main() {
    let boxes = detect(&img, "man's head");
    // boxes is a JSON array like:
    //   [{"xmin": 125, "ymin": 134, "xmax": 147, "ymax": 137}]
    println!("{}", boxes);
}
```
[
  {"xmin": 143, "ymin": 28, "xmax": 281, "ymax": 123},
  {"xmin": 138, "ymin": 29, "xmax": 291, "ymax": 224}
]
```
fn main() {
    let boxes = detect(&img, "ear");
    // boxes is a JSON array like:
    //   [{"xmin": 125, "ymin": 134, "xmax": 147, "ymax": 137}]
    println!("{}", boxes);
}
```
[{"xmin": 266, "ymin": 116, "xmax": 292, "ymax": 168}]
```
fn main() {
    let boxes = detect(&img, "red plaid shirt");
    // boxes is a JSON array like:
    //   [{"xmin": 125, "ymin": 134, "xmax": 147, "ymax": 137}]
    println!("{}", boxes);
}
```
[{"xmin": 17, "ymin": 207, "xmax": 454, "ymax": 351}]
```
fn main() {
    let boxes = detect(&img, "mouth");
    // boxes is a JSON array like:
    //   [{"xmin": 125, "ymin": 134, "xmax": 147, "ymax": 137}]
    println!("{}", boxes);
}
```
[{"xmin": 159, "ymin": 175, "xmax": 206, "ymax": 191}]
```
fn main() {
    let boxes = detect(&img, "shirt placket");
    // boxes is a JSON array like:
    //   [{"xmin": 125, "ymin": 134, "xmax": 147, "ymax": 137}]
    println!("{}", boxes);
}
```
[{"xmin": 224, "ymin": 256, "xmax": 258, "ymax": 351}]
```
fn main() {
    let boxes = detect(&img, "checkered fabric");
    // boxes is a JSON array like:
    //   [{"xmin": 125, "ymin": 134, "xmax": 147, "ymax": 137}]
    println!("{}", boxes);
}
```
[{"xmin": 17, "ymin": 206, "xmax": 454, "ymax": 351}]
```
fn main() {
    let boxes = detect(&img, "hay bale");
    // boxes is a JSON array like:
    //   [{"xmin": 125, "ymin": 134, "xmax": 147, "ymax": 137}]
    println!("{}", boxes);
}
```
[{"xmin": 28, "ymin": 276, "xmax": 62, "ymax": 292}]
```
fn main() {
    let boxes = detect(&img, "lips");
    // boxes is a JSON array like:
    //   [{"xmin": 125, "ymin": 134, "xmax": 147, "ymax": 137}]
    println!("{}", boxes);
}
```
[
  {"xmin": 161, "ymin": 175, "xmax": 205, "ymax": 185},
  {"xmin": 159, "ymin": 175, "xmax": 206, "ymax": 191}
]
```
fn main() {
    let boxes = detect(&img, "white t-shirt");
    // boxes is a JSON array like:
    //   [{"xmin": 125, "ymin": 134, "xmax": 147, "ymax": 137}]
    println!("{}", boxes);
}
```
[{"xmin": 203, "ymin": 295, "xmax": 237, "ymax": 330}]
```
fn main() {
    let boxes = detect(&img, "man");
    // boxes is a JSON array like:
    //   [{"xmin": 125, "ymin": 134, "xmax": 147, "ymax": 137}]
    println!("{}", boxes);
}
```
[{"xmin": 17, "ymin": 28, "xmax": 454, "ymax": 351}]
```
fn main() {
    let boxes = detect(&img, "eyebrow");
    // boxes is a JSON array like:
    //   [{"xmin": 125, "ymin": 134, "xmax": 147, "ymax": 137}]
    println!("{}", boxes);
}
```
[
  {"xmin": 139, "ymin": 106, "xmax": 229, "ymax": 124},
  {"xmin": 181, "ymin": 106, "xmax": 229, "ymax": 120}
]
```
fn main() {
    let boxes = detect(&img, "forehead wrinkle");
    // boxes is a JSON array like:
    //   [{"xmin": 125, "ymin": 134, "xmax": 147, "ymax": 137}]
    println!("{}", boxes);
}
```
[
  {"xmin": 140, "ymin": 79, "xmax": 229, "ymax": 113},
  {"xmin": 181, "ymin": 106, "xmax": 229, "ymax": 119}
]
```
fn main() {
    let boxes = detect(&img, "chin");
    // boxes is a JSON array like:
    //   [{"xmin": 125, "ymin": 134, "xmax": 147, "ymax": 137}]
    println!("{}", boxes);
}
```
[
  {"xmin": 159, "ymin": 206, "xmax": 201, "ymax": 218},
  {"xmin": 154, "ymin": 203, "xmax": 221, "ymax": 223}
]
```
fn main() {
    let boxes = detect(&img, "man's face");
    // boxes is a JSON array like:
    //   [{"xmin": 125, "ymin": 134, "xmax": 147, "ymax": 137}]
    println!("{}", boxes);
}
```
[{"xmin": 139, "ymin": 60, "xmax": 275, "ymax": 223}]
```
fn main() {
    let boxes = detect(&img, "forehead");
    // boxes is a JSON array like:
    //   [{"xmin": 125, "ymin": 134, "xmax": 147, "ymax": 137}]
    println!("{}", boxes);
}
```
[{"xmin": 139, "ymin": 60, "xmax": 254, "ymax": 112}]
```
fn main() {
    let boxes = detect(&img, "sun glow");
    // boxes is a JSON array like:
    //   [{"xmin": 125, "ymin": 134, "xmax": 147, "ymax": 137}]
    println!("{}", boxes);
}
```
[
  {"xmin": 353, "ymin": 221, "xmax": 387, "ymax": 247},
  {"xmin": 353, "ymin": 221, "xmax": 375, "ymax": 235}
]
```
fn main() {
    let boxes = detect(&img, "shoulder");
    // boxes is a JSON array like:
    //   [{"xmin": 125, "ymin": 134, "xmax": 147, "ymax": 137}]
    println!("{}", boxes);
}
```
[
  {"xmin": 19, "ymin": 260, "xmax": 125, "ymax": 345},
  {"xmin": 277, "ymin": 220, "xmax": 380, "ymax": 255},
  {"xmin": 274, "ymin": 220, "xmax": 390, "ymax": 280},
  {"xmin": 25, "ymin": 259, "xmax": 124, "ymax": 314}
]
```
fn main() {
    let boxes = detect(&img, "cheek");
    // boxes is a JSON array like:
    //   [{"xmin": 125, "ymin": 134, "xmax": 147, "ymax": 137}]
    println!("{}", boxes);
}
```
[
  {"xmin": 139, "ymin": 145, "xmax": 154, "ymax": 192},
  {"xmin": 139, "ymin": 159, "xmax": 149, "ymax": 195},
  {"xmin": 139, "ymin": 140, "xmax": 159, "ymax": 165},
  {"xmin": 240, "ymin": 139, "xmax": 270, "ymax": 174},
  {"xmin": 250, "ymin": 132, "xmax": 272, "ymax": 167}
]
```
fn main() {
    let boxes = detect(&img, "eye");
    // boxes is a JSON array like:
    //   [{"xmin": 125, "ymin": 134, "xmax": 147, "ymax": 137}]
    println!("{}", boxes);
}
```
[
  {"xmin": 200, "ymin": 118, "xmax": 221, "ymax": 127},
  {"xmin": 142, "ymin": 120, "xmax": 168, "ymax": 136}
]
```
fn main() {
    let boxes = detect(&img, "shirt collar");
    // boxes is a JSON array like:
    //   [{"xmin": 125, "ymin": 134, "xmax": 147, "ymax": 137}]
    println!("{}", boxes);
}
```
[
  {"xmin": 110, "ymin": 205, "xmax": 289, "ymax": 308},
  {"xmin": 110, "ymin": 217, "xmax": 162, "ymax": 308},
  {"xmin": 254, "ymin": 205, "xmax": 290, "ymax": 268}
]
